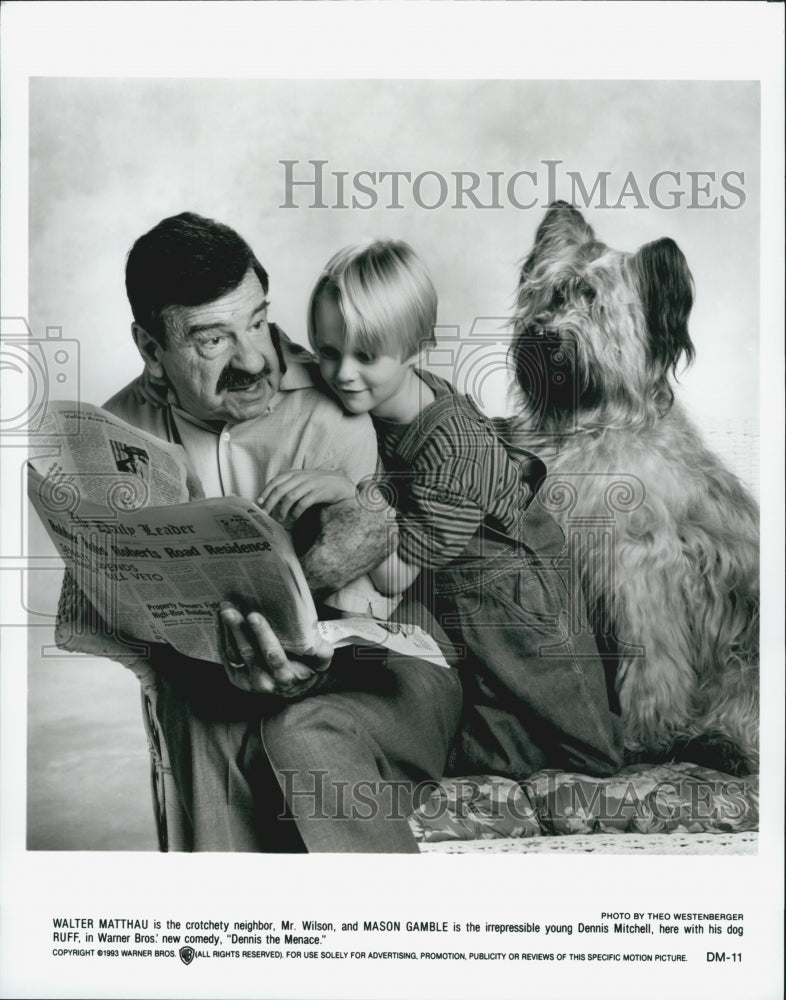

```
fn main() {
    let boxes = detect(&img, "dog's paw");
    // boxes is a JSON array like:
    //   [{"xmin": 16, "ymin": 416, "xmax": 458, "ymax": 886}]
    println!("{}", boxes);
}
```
[{"xmin": 670, "ymin": 733, "xmax": 751, "ymax": 777}]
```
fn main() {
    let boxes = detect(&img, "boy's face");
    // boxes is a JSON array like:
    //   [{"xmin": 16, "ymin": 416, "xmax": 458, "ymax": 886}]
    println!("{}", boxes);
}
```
[{"xmin": 313, "ymin": 294, "xmax": 416, "ymax": 421}]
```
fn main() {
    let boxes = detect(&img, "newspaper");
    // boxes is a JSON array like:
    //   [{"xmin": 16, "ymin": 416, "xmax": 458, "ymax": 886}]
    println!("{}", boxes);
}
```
[
  {"xmin": 27, "ymin": 401, "xmax": 449, "ymax": 667},
  {"xmin": 317, "ymin": 617, "xmax": 449, "ymax": 667}
]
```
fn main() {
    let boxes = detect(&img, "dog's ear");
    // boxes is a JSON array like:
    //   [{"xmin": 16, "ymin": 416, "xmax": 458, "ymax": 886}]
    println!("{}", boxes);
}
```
[
  {"xmin": 635, "ymin": 237, "xmax": 695, "ymax": 376},
  {"xmin": 521, "ymin": 202, "xmax": 596, "ymax": 281},
  {"xmin": 535, "ymin": 201, "xmax": 595, "ymax": 247}
]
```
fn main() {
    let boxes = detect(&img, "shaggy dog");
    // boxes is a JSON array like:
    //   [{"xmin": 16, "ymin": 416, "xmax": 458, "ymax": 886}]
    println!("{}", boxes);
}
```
[{"xmin": 507, "ymin": 201, "xmax": 759, "ymax": 776}]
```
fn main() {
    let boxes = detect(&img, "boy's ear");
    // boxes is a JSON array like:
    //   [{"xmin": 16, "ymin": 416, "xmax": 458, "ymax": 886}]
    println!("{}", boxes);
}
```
[
  {"xmin": 132, "ymin": 322, "xmax": 166, "ymax": 379},
  {"xmin": 413, "ymin": 336, "xmax": 434, "ymax": 364}
]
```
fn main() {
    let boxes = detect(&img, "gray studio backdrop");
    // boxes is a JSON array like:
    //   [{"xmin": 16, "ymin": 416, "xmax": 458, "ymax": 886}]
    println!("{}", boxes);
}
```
[{"xmin": 26, "ymin": 78, "xmax": 759, "ymax": 849}]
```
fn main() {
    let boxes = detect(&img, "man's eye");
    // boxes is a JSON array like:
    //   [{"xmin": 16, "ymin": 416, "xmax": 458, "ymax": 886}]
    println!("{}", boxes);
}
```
[
  {"xmin": 355, "ymin": 352, "xmax": 375, "ymax": 365},
  {"xmin": 252, "ymin": 302, "xmax": 270, "ymax": 330},
  {"xmin": 196, "ymin": 335, "xmax": 226, "ymax": 355}
]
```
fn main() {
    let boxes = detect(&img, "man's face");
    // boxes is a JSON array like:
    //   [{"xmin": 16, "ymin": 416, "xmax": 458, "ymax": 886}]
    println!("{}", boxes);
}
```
[{"xmin": 142, "ymin": 269, "xmax": 281, "ymax": 425}]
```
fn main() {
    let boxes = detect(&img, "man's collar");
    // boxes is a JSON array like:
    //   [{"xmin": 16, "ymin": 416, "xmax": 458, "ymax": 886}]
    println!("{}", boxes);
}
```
[{"xmin": 274, "ymin": 325, "xmax": 319, "ymax": 392}]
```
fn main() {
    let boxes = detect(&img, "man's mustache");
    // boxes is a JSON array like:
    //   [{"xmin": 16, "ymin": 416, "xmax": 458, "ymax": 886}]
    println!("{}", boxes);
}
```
[{"xmin": 216, "ymin": 365, "xmax": 273, "ymax": 393}]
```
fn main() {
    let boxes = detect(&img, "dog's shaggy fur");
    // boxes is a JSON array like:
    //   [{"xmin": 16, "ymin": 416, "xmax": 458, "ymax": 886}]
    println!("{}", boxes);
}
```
[{"xmin": 507, "ymin": 202, "xmax": 759, "ymax": 776}]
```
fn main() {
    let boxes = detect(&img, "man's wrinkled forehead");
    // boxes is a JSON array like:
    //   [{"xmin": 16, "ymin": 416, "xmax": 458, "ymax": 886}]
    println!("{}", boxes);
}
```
[{"xmin": 161, "ymin": 269, "xmax": 269, "ymax": 343}]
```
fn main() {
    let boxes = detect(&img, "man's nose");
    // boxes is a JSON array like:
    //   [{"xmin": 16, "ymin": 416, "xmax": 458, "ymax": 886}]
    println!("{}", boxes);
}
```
[{"xmin": 231, "ymin": 331, "xmax": 266, "ymax": 373}]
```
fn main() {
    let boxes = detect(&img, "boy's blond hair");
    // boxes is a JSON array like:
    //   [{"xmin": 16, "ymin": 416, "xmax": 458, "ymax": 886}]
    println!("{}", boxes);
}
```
[{"xmin": 308, "ymin": 239, "xmax": 437, "ymax": 360}]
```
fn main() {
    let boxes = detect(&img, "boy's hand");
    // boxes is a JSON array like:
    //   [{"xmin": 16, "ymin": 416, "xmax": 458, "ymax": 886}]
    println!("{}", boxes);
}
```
[
  {"xmin": 257, "ymin": 469, "xmax": 357, "ymax": 528},
  {"xmin": 218, "ymin": 602, "xmax": 333, "ymax": 697}
]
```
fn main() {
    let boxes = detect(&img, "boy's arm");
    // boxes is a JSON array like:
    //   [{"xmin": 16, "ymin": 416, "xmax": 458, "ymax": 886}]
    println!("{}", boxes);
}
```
[
  {"xmin": 370, "ymin": 414, "xmax": 501, "ymax": 584},
  {"xmin": 369, "ymin": 549, "xmax": 420, "ymax": 595},
  {"xmin": 305, "ymin": 411, "xmax": 489, "ymax": 598}
]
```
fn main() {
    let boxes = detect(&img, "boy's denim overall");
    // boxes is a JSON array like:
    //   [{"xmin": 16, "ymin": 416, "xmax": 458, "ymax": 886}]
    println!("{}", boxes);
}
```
[{"xmin": 393, "ymin": 391, "xmax": 623, "ymax": 781}]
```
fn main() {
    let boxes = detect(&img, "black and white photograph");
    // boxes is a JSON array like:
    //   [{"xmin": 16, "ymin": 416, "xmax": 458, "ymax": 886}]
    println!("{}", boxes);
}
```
[{"xmin": 1, "ymin": 3, "xmax": 783, "ymax": 999}]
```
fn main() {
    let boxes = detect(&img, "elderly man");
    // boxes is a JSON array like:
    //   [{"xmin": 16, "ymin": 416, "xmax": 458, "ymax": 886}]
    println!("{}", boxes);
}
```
[{"xmin": 59, "ymin": 212, "xmax": 461, "ymax": 853}]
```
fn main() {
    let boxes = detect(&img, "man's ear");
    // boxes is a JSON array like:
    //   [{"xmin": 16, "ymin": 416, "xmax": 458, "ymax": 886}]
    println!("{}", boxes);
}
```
[{"xmin": 131, "ymin": 323, "xmax": 166, "ymax": 379}]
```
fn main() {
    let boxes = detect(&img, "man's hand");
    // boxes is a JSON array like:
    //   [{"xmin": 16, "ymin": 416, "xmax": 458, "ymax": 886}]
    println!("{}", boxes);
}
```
[
  {"xmin": 257, "ymin": 469, "xmax": 357, "ymax": 529},
  {"xmin": 218, "ymin": 602, "xmax": 333, "ymax": 697}
]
